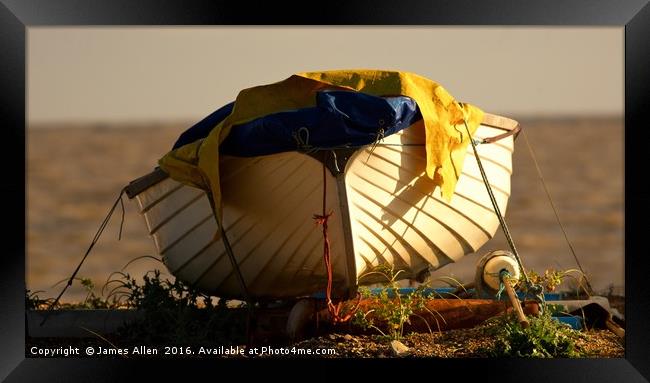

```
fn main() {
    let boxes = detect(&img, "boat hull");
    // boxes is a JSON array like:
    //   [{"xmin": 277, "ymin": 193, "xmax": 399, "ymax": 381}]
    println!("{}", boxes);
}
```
[
  {"xmin": 128, "ymin": 115, "xmax": 515, "ymax": 299},
  {"xmin": 346, "ymin": 120, "xmax": 513, "ymax": 284}
]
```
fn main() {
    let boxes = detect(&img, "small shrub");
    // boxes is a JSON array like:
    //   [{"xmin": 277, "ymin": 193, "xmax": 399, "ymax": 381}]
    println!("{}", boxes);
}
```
[
  {"xmin": 115, "ymin": 270, "xmax": 247, "ymax": 345},
  {"xmin": 74, "ymin": 277, "xmax": 121, "ymax": 309},
  {"xmin": 481, "ymin": 310, "xmax": 584, "ymax": 357},
  {"xmin": 352, "ymin": 265, "xmax": 433, "ymax": 341},
  {"xmin": 28, "ymin": 270, "xmax": 247, "ymax": 345},
  {"xmin": 522, "ymin": 268, "xmax": 589, "ymax": 295},
  {"xmin": 25, "ymin": 290, "xmax": 53, "ymax": 310},
  {"xmin": 26, "ymin": 277, "xmax": 123, "ymax": 310}
]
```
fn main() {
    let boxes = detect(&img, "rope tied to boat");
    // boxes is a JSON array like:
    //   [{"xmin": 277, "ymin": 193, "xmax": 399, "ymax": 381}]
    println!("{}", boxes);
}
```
[
  {"xmin": 520, "ymin": 130, "xmax": 594, "ymax": 296},
  {"xmin": 41, "ymin": 187, "xmax": 127, "ymax": 326},
  {"xmin": 462, "ymin": 118, "xmax": 528, "ymax": 281},
  {"xmin": 495, "ymin": 269, "xmax": 515, "ymax": 301},
  {"xmin": 459, "ymin": 112, "xmax": 546, "ymax": 306},
  {"xmin": 314, "ymin": 152, "xmax": 360, "ymax": 324},
  {"xmin": 366, "ymin": 126, "xmax": 386, "ymax": 163}
]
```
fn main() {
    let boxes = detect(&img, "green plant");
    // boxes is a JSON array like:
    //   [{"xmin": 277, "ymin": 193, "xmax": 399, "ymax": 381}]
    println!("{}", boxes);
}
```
[
  {"xmin": 481, "ymin": 310, "xmax": 584, "ymax": 357},
  {"xmin": 25, "ymin": 290, "xmax": 54, "ymax": 310},
  {"xmin": 522, "ymin": 268, "xmax": 590, "ymax": 296},
  {"xmin": 73, "ymin": 277, "xmax": 121, "ymax": 309},
  {"xmin": 29, "ymin": 269, "xmax": 248, "ymax": 345},
  {"xmin": 114, "ymin": 270, "xmax": 247, "ymax": 345},
  {"xmin": 352, "ymin": 265, "xmax": 435, "ymax": 341},
  {"xmin": 27, "ymin": 277, "xmax": 124, "ymax": 310}
]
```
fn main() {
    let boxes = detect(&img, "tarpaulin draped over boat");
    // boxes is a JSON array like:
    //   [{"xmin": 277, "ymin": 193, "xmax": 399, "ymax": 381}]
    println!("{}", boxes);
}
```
[
  {"xmin": 159, "ymin": 69, "xmax": 484, "ymax": 228},
  {"xmin": 174, "ymin": 91, "xmax": 421, "ymax": 156}
]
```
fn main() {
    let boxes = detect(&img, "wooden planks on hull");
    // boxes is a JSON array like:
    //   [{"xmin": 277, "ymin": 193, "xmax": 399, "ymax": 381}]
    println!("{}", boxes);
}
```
[
  {"xmin": 133, "ymin": 152, "xmax": 352, "ymax": 299},
  {"xmin": 346, "ymin": 123, "xmax": 514, "ymax": 283},
  {"xmin": 128, "ymin": 114, "xmax": 517, "ymax": 299}
]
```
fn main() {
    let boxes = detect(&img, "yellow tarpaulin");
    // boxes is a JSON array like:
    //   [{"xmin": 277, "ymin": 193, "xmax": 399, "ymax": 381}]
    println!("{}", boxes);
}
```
[{"xmin": 159, "ymin": 69, "xmax": 484, "ymax": 229}]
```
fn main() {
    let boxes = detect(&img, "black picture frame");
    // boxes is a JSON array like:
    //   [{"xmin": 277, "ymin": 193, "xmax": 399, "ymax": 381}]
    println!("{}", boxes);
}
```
[{"xmin": 1, "ymin": 0, "xmax": 648, "ymax": 381}]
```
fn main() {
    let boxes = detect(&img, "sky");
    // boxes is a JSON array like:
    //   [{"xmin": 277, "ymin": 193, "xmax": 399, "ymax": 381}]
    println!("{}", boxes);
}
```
[{"xmin": 28, "ymin": 27, "xmax": 623, "ymax": 124}]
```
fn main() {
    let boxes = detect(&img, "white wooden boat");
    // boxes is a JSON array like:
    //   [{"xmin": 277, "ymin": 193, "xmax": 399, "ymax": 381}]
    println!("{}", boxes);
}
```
[{"xmin": 125, "ymin": 113, "xmax": 518, "ymax": 300}]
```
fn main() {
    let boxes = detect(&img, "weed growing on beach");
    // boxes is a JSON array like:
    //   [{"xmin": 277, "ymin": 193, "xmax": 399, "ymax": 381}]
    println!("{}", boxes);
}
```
[
  {"xmin": 76, "ymin": 277, "xmax": 121, "ymax": 309},
  {"xmin": 26, "ymin": 277, "xmax": 123, "ymax": 310},
  {"xmin": 25, "ymin": 290, "xmax": 53, "ymax": 310},
  {"xmin": 28, "ymin": 269, "xmax": 247, "ymax": 345},
  {"xmin": 352, "ymin": 265, "xmax": 435, "ymax": 341},
  {"xmin": 480, "ymin": 310, "xmax": 584, "ymax": 357},
  {"xmin": 114, "ymin": 270, "xmax": 247, "ymax": 345},
  {"xmin": 523, "ymin": 268, "xmax": 590, "ymax": 295}
]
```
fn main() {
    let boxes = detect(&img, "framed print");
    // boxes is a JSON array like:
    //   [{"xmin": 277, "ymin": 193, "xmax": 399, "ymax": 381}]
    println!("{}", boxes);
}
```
[{"xmin": 1, "ymin": 0, "xmax": 648, "ymax": 381}]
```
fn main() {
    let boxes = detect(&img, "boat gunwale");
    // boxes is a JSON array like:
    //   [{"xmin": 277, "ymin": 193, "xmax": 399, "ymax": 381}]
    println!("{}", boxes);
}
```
[
  {"xmin": 124, "ymin": 112, "xmax": 518, "ymax": 199},
  {"xmin": 481, "ymin": 112, "xmax": 520, "ymax": 133}
]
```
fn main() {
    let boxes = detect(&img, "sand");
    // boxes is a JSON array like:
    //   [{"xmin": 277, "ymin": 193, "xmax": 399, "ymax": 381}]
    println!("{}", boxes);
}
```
[{"xmin": 26, "ymin": 117, "xmax": 624, "ymax": 302}]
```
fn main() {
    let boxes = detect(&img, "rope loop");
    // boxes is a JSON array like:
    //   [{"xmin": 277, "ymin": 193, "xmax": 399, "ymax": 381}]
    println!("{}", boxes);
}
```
[{"xmin": 293, "ymin": 127, "xmax": 312, "ymax": 151}]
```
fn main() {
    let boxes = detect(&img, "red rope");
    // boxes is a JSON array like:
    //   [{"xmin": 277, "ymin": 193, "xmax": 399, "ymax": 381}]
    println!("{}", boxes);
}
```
[{"xmin": 314, "ymin": 158, "xmax": 360, "ymax": 324}]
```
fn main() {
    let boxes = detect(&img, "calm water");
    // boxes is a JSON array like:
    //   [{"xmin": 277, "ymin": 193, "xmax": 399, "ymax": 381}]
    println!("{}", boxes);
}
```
[{"xmin": 27, "ymin": 118, "xmax": 623, "ymax": 302}]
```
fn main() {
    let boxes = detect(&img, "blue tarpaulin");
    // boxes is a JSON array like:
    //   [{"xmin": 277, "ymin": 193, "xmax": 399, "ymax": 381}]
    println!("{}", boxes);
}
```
[{"xmin": 173, "ymin": 90, "xmax": 422, "ymax": 157}]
